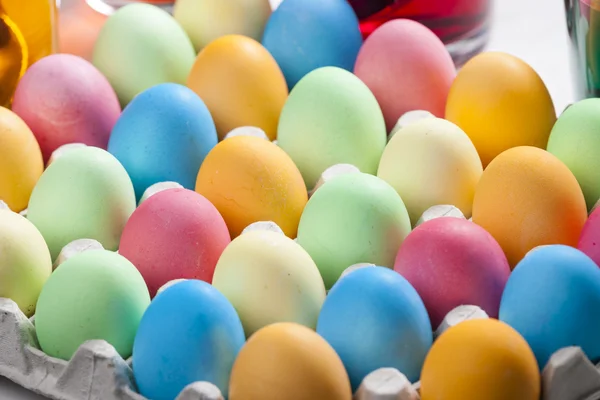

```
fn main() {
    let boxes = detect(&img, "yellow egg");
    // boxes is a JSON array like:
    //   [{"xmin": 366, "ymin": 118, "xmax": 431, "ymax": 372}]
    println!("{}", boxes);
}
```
[
  {"xmin": 0, "ymin": 106, "xmax": 43, "ymax": 212},
  {"xmin": 229, "ymin": 322, "xmax": 352, "ymax": 400},
  {"xmin": 445, "ymin": 52, "xmax": 556, "ymax": 167},
  {"xmin": 187, "ymin": 34, "xmax": 288, "ymax": 140}
]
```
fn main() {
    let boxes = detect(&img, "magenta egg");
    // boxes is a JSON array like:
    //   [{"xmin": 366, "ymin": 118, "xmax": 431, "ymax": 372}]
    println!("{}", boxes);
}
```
[
  {"xmin": 394, "ymin": 217, "xmax": 510, "ymax": 328},
  {"xmin": 118, "ymin": 188, "xmax": 231, "ymax": 297},
  {"xmin": 354, "ymin": 19, "xmax": 456, "ymax": 132},
  {"xmin": 578, "ymin": 208, "xmax": 600, "ymax": 267},
  {"xmin": 12, "ymin": 54, "xmax": 121, "ymax": 162}
]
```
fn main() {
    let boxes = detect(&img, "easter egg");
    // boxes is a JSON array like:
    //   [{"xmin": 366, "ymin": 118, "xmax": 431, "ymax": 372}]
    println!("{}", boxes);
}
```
[
  {"xmin": 35, "ymin": 250, "xmax": 150, "ymax": 360},
  {"xmin": 93, "ymin": 3, "xmax": 196, "ymax": 106},
  {"xmin": 445, "ymin": 52, "xmax": 556, "ymax": 167},
  {"xmin": 174, "ymin": 0, "xmax": 271, "ymax": 52},
  {"xmin": 27, "ymin": 146, "xmax": 136, "ymax": 260},
  {"xmin": 187, "ymin": 34, "xmax": 287, "ymax": 140},
  {"xmin": 277, "ymin": 67, "xmax": 387, "ymax": 189},
  {"xmin": 317, "ymin": 267, "xmax": 432, "ymax": 390},
  {"xmin": 108, "ymin": 83, "xmax": 218, "ymax": 199},
  {"xmin": 578, "ymin": 207, "xmax": 600, "ymax": 265},
  {"xmin": 0, "ymin": 210, "xmax": 51, "ymax": 316},
  {"xmin": 499, "ymin": 245, "xmax": 600, "ymax": 368},
  {"xmin": 262, "ymin": 0, "xmax": 362, "ymax": 89},
  {"xmin": 119, "ymin": 188, "xmax": 230, "ymax": 296},
  {"xmin": 394, "ymin": 218, "xmax": 510, "ymax": 328},
  {"xmin": 212, "ymin": 230, "xmax": 325, "ymax": 337},
  {"xmin": 195, "ymin": 135, "xmax": 307, "ymax": 238},
  {"xmin": 229, "ymin": 323, "xmax": 352, "ymax": 400},
  {"xmin": 547, "ymin": 98, "xmax": 600, "ymax": 209},
  {"xmin": 472, "ymin": 146, "xmax": 587, "ymax": 268},
  {"xmin": 297, "ymin": 173, "xmax": 411, "ymax": 289},
  {"xmin": 0, "ymin": 107, "xmax": 43, "ymax": 212},
  {"xmin": 11, "ymin": 54, "xmax": 120, "ymax": 162},
  {"xmin": 354, "ymin": 19, "xmax": 456, "ymax": 131},
  {"xmin": 420, "ymin": 319, "xmax": 540, "ymax": 400},
  {"xmin": 133, "ymin": 280, "xmax": 245, "ymax": 400},
  {"xmin": 377, "ymin": 118, "xmax": 482, "ymax": 224}
]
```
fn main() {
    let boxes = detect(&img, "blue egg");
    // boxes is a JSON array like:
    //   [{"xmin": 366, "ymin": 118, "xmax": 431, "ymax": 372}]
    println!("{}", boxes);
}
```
[
  {"xmin": 262, "ymin": 0, "xmax": 363, "ymax": 89},
  {"xmin": 108, "ymin": 83, "xmax": 218, "ymax": 200},
  {"xmin": 499, "ymin": 245, "xmax": 600, "ymax": 368},
  {"xmin": 132, "ymin": 280, "xmax": 245, "ymax": 400},
  {"xmin": 316, "ymin": 267, "xmax": 432, "ymax": 390}
]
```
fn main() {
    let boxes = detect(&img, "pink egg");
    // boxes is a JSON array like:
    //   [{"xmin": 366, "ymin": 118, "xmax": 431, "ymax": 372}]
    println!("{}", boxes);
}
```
[
  {"xmin": 394, "ymin": 217, "xmax": 510, "ymax": 328},
  {"xmin": 119, "ymin": 188, "xmax": 231, "ymax": 297},
  {"xmin": 12, "ymin": 54, "xmax": 120, "ymax": 162},
  {"xmin": 578, "ymin": 208, "xmax": 600, "ymax": 267},
  {"xmin": 354, "ymin": 19, "xmax": 456, "ymax": 132}
]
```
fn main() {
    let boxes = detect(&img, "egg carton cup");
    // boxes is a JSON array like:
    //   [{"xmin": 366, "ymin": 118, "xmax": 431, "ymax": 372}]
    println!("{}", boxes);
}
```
[{"xmin": 0, "ymin": 298, "xmax": 223, "ymax": 400}]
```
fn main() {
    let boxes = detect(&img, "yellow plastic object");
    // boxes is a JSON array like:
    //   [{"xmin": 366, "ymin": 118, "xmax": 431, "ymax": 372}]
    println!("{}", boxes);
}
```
[{"xmin": 0, "ymin": 0, "xmax": 57, "ymax": 107}]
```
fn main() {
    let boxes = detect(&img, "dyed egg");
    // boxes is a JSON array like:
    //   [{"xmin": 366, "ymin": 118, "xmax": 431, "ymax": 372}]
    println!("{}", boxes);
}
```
[
  {"xmin": 229, "ymin": 323, "xmax": 352, "ymax": 400},
  {"xmin": 0, "ymin": 107, "xmax": 43, "ymax": 212},
  {"xmin": 317, "ymin": 267, "xmax": 432, "ymax": 390},
  {"xmin": 212, "ymin": 230, "xmax": 326, "ymax": 337},
  {"xmin": 578, "ymin": 207, "xmax": 600, "ymax": 265},
  {"xmin": 354, "ymin": 19, "xmax": 456, "ymax": 131},
  {"xmin": 195, "ymin": 135, "xmax": 307, "ymax": 238},
  {"xmin": 277, "ymin": 67, "xmax": 387, "ymax": 189},
  {"xmin": 119, "ymin": 188, "xmax": 230, "ymax": 297},
  {"xmin": 499, "ymin": 245, "xmax": 600, "ymax": 368},
  {"xmin": 297, "ymin": 173, "xmax": 411, "ymax": 289},
  {"xmin": 547, "ymin": 98, "xmax": 600, "ymax": 209},
  {"xmin": 12, "ymin": 54, "xmax": 120, "ymax": 162},
  {"xmin": 174, "ymin": 0, "xmax": 271, "ymax": 52},
  {"xmin": 27, "ymin": 147, "xmax": 136, "ymax": 260},
  {"xmin": 35, "ymin": 250, "xmax": 150, "ymax": 360},
  {"xmin": 262, "ymin": 0, "xmax": 362, "ymax": 89},
  {"xmin": 133, "ymin": 280, "xmax": 245, "ymax": 400},
  {"xmin": 0, "ymin": 210, "xmax": 52, "ymax": 316},
  {"xmin": 420, "ymin": 319, "xmax": 540, "ymax": 400},
  {"xmin": 472, "ymin": 146, "xmax": 587, "ymax": 268},
  {"xmin": 394, "ymin": 218, "xmax": 510, "ymax": 328},
  {"xmin": 377, "ymin": 118, "xmax": 482, "ymax": 224},
  {"xmin": 93, "ymin": 3, "xmax": 196, "ymax": 105},
  {"xmin": 187, "ymin": 34, "xmax": 287, "ymax": 140},
  {"xmin": 108, "ymin": 83, "xmax": 218, "ymax": 199},
  {"xmin": 446, "ymin": 52, "xmax": 556, "ymax": 167}
]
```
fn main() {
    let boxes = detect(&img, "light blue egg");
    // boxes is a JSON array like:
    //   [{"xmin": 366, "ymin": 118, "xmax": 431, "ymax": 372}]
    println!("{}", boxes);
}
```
[
  {"xmin": 132, "ymin": 279, "xmax": 245, "ymax": 400},
  {"xmin": 108, "ymin": 83, "xmax": 218, "ymax": 200},
  {"xmin": 262, "ymin": 0, "xmax": 363, "ymax": 89},
  {"xmin": 316, "ymin": 266, "xmax": 432, "ymax": 391},
  {"xmin": 499, "ymin": 245, "xmax": 600, "ymax": 369}
]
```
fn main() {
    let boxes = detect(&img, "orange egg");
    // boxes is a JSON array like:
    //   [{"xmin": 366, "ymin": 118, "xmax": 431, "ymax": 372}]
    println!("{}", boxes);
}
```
[
  {"xmin": 228, "ymin": 322, "xmax": 352, "ymax": 400},
  {"xmin": 195, "ymin": 135, "xmax": 307, "ymax": 238},
  {"xmin": 0, "ymin": 106, "xmax": 43, "ymax": 212},
  {"xmin": 420, "ymin": 319, "xmax": 540, "ymax": 400},
  {"xmin": 472, "ymin": 146, "xmax": 587, "ymax": 268},
  {"xmin": 187, "ymin": 34, "xmax": 288, "ymax": 140}
]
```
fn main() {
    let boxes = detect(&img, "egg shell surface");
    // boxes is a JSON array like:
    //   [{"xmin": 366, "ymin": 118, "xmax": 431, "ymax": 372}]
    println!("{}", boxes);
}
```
[
  {"xmin": 276, "ymin": 66, "xmax": 387, "ymax": 189},
  {"xmin": 108, "ymin": 83, "xmax": 218, "ymax": 200},
  {"xmin": 133, "ymin": 279, "xmax": 245, "ymax": 400},
  {"xmin": 578, "ymin": 206, "xmax": 600, "ymax": 266},
  {"xmin": 187, "ymin": 34, "xmax": 287, "ymax": 141},
  {"xmin": 0, "ymin": 107, "xmax": 43, "ymax": 212},
  {"xmin": 12, "ymin": 54, "xmax": 120, "ymax": 163},
  {"xmin": 472, "ymin": 146, "xmax": 587, "ymax": 268},
  {"xmin": 229, "ymin": 322, "xmax": 352, "ymax": 400},
  {"xmin": 354, "ymin": 19, "xmax": 456, "ymax": 131}
]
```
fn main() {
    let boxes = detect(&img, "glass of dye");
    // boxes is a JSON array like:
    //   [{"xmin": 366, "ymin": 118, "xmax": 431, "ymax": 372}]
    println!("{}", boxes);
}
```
[{"xmin": 348, "ymin": 0, "xmax": 492, "ymax": 66}]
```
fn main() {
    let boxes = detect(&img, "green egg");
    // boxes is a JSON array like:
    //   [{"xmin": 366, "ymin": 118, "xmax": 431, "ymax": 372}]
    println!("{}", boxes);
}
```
[
  {"xmin": 93, "ymin": 3, "xmax": 196, "ymax": 106},
  {"xmin": 27, "ymin": 146, "xmax": 136, "ymax": 260},
  {"xmin": 547, "ymin": 98, "xmax": 600, "ymax": 210},
  {"xmin": 296, "ymin": 172, "xmax": 411, "ymax": 289},
  {"xmin": 277, "ymin": 67, "xmax": 387, "ymax": 190},
  {"xmin": 35, "ymin": 250, "xmax": 150, "ymax": 360}
]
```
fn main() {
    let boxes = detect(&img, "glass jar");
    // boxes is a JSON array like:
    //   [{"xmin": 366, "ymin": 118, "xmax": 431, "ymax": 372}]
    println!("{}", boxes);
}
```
[{"xmin": 86, "ymin": 0, "xmax": 173, "ymax": 15}]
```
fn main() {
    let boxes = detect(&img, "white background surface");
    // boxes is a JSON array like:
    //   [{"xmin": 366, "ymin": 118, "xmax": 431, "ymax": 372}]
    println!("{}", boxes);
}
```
[{"xmin": 0, "ymin": 0, "xmax": 576, "ymax": 398}]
